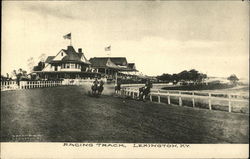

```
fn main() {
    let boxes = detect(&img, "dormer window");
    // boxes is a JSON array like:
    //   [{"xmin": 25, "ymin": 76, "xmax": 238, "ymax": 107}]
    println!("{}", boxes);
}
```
[{"xmin": 61, "ymin": 52, "xmax": 63, "ymax": 56}]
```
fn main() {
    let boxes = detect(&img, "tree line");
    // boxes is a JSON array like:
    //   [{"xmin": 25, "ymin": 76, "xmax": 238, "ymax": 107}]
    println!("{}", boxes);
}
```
[{"xmin": 156, "ymin": 69, "xmax": 207, "ymax": 84}]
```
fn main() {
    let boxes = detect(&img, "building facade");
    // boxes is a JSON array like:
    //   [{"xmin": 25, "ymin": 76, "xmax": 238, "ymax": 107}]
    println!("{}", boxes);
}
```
[
  {"xmin": 89, "ymin": 57, "xmax": 138, "ymax": 81},
  {"xmin": 33, "ymin": 46, "xmax": 100, "ymax": 80},
  {"xmin": 33, "ymin": 45, "xmax": 139, "ymax": 81}
]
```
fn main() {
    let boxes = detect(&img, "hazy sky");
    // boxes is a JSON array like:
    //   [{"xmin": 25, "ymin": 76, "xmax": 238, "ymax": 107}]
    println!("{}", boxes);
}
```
[{"xmin": 2, "ymin": 1, "xmax": 249, "ymax": 78}]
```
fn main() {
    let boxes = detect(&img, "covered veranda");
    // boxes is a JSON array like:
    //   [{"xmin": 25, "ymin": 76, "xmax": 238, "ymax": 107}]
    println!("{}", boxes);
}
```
[{"xmin": 33, "ymin": 71, "xmax": 101, "ymax": 80}]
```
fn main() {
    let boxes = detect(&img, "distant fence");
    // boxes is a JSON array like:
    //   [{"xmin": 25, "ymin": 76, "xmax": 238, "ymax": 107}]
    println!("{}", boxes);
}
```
[
  {"xmin": 1, "ymin": 79, "xmax": 98, "ymax": 91},
  {"xmin": 121, "ymin": 87, "xmax": 249, "ymax": 113}
]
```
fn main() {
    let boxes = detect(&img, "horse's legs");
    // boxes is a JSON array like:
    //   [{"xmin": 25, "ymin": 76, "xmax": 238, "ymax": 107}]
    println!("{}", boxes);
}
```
[{"xmin": 139, "ymin": 92, "xmax": 143, "ymax": 100}]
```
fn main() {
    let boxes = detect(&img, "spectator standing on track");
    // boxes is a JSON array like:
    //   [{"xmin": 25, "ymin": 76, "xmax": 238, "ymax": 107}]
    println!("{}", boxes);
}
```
[{"xmin": 115, "ymin": 81, "xmax": 122, "ymax": 95}]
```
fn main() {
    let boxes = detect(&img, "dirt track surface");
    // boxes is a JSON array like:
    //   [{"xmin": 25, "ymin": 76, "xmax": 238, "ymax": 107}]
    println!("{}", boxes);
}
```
[{"xmin": 1, "ymin": 86, "xmax": 249, "ymax": 143}]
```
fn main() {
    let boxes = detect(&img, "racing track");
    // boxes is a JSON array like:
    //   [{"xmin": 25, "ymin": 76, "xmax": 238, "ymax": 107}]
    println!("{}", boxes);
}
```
[{"xmin": 1, "ymin": 85, "xmax": 249, "ymax": 143}]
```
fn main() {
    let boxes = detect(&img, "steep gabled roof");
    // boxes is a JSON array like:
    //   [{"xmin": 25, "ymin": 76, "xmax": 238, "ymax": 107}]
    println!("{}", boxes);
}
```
[
  {"xmin": 63, "ymin": 46, "xmax": 77, "ymax": 55},
  {"xmin": 49, "ymin": 46, "xmax": 90, "ymax": 64},
  {"xmin": 62, "ymin": 53, "xmax": 81, "ymax": 62},
  {"xmin": 89, "ymin": 57, "xmax": 128, "ymax": 66},
  {"xmin": 89, "ymin": 57, "xmax": 119, "ymax": 69},
  {"xmin": 109, "ymin": 57, "xmax": 127, "ymax": 66},
  {"xmin": 45, "ymin": 56, "xmax": 55, "ymax": 63},
  {"xmin": 78, "ymin": 53, "xmax": 91, "ymax": 64},
  {"xmin": 128, "ymin": 63, "xmax": 135, "ymax": 69}
]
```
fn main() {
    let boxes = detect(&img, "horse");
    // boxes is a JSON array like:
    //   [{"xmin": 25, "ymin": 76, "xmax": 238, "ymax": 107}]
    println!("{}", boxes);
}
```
[
  {"xmin": 97, "ymin": 82, "xmax": 104, "ymax": 95},
  {"xmin": 91, "ymin": 83, "xmax": 99, "ymax": 96},
  {"xmin": 115, "ymin": 83, "xmax": 121, "ymax": 95},
  {"xmin": 138, "ymin": 85, "xmax": 151, "ymax": 101},
  {"xmin": 91, "ymin": 81, "xmax": 104, "ymax": 96}
]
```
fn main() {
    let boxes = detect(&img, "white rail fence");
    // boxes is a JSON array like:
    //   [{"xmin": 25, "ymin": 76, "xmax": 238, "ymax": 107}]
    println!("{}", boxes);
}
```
[
  {"xmin": 121, "ymin": 87, "xmax": 249, "ymax": 113},
  {"xmin": 1, "ymin": 79, "xmax": 96, "ymax": 91}
]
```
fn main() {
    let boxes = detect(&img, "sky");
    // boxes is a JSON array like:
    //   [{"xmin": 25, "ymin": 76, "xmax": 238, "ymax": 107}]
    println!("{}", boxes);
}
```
[{"xmin": 2, "ymin": 1, "xmax": 249, "ymax": 79}]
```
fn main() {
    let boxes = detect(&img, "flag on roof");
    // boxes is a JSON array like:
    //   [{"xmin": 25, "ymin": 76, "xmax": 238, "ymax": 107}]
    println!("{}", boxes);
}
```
[
  {"xmin": 105, "ymin": 45, "xmax": 111, "ymax": 51},
  {"xmin": 63, "ymin": 33, "xmax": 71, "ymax": 39}
]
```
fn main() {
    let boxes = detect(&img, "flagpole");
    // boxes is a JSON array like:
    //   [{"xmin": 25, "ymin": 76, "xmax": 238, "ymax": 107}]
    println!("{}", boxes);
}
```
[
  {"xmin": 70, "ymin": 33, "xmax": 72, "ymax": 46},
  {"xmin": 108, "ymin": 45, "xmax": 111, "ymax": 57},
  {"xmin": 110, "ymin": 45, "xmax": 111, "ymax": 57}
]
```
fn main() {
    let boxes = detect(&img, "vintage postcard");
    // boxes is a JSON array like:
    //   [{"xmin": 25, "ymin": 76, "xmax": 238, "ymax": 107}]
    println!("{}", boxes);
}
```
[{"xmin": 1, "ymin": 0, "xmax": 249, "ymax": 158}]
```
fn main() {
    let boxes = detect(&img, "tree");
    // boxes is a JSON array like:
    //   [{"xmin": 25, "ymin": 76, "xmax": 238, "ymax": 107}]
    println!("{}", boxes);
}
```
[
  {"xmin": 33, "ymin": 61, "xmax": 45, "ymax": 71},
  {"xmin": 176, "ymin": 69, "xmax": 207, "ymax": 83},
  {"xmin": 12, "ymin": 68, "xmax": 28, "ymax": 82},
  {"xmin": 1, "ymin": 75, "xmax": 8, "ymax": 81},
  {"xmin": 227, "ymin": 74, "xmax": 239, "ymax": 85},
  {"xmin": 38, "ymin": 53, "xmax": 46, "ymax": 62},
  {"xmin": 172, "ymin": 73, "xmax": 179, "ymax": 84},
  {"xmin": 189, "ymin": 69, "xmax": 199, "ymax": 81},
  {"xmin": 156, "ymin": 69, "xmax": 207, "ymax": 85},
  {"xmin": 156, "ymin": 73, "xmax": 172, "ymax": 82},
  {"xmin": 11, "ymin": 70, "xmax": 17, "ymax": 79},
  {"xmin": 27, "ymin": 57, "xmax": 35, "ymax": 73},
  {"xmin": 178, "ymin": 70, "xmax": 190, "ymax": 81},
  {"xmin": 197, "ymin": 73, "xmax": 207, "ymax": 83}
]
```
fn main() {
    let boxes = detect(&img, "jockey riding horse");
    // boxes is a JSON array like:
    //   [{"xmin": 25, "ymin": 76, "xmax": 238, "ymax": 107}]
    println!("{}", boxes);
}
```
[
  {"xmin": 97, "ymin": 80, "xmax": 104, "ymax": 95},
  {"xmin": 115, "ymin": 81, "xmax": 121, "ymax": 94},
  {"xmin": 139, "ymin": 80, "xmax": 153, "ymax": 101},
  {"xmin": 91, "ymin": 78, "xmax": 99, "ymax": 96},
  {"xmin": 91, "ymin": 78, "xmax": 104, "ymax": 96}
]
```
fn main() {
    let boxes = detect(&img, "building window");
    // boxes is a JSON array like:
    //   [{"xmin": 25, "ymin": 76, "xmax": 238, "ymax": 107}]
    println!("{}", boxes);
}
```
[
  {"xmin": 70, "ymin": 63, "xmax": 75, "ymax": 68},
  {"xmin": 66, "ymin": 63, "xmax": 70, "ymax": 68},
  {"xmin": 75, "ymin": 64, "xmax": 77, "ymax": 69},
  {"xmin": 61, "ymin": 52, "xmax": 63, "ymax": 56}
]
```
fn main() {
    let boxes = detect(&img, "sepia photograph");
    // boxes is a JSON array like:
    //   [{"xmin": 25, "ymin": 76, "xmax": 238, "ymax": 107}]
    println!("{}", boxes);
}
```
[{"xmin": 1, "ymin": 0, "xmax": 249, "ymax": 158}]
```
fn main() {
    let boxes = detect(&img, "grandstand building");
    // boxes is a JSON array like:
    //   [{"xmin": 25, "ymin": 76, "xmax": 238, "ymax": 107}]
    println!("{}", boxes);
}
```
[
  {"xmin": 89, "ymin": 57, "xmax": 138, "ymax": 81},
  {"xmin": 33, "ymin": 45, "xmax": 139, "ymax": 81}
]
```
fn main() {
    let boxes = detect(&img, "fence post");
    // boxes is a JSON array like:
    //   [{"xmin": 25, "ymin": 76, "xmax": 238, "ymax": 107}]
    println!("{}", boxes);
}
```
[
  {"xmin": 157, "ymin": 90, "xmax": 161, "ymax": 103},
  {"xmin": 167, "ymin": 92, "xmax": 171, "ymax": 104},
  {"xmin": 19, "ymin": 81, "xmax": 22, "ymax": 89},
  {"xmin": 24, "ymin": 81, "xmax": 27, "ymax": 89},
  {"xmin": 192, "ymin": 92, "xmax": 195, "ymax": 107},
  {"xmin": 124, "ymin": 88, "xmax": 127, "ymax": 97},
  {"xmin": 179, "ymin": 92, "xmax": 182, "ymax": 106},
  {"xmin": 228, "ymin": 94, "xmax": 231, "ymax": 112},
  {"xmin": 208, "ymin": 93, "xmax": 212, "ymax": 110},
  {"xmin": 122, "ymin": 89, "xmax": 125, "ymax": 97},
  {"xmin": 150, "ymin": 94, "xmax": 152, "ymax": 102}
]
